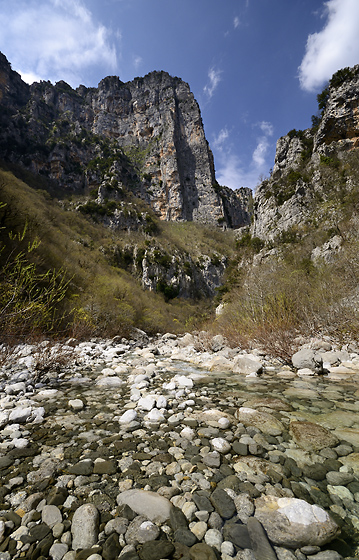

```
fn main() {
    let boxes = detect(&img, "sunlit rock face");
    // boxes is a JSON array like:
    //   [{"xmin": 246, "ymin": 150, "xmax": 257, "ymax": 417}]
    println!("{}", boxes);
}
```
[
  {"xmin": 251, "ymin": 65, "xmax": 359, "ymax": 242},
  {"xmin": 0, "ymin": 52, "xmax": 252, "ymax": 228}
]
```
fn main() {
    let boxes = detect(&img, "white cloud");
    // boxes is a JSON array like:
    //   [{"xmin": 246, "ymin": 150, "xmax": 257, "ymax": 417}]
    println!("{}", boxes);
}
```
[
  {"xmin": 299, "ymin": 0, "xmax": 359, "ymax": 92},
  {"xmin": 213, "ymin": 121, "xmax": 274, "ymax": 189},
  {"xmin": 252, "ymin": 139, "xmax": 269, "ymax": 168},
  {"xmin": 133, "ymin": 55, "xmax": 143, "ymax": 70},
  {"xmin": 233, "ymin": 16, "xmax": 240, "ymax": 29},
  {"xmin": 213, "ymin": 128, "xmax": 229, "ymax": 149},
  {"xmin": 204, "ymin": 67, "xmax": 222, "ymax": 99},
  {"xmin": 0, "ymin": 0, "xmax": 118, "ymax": 87},
  {"xmin": 259, "ymin": 121, "xmax": 274, "ymax": 136}
]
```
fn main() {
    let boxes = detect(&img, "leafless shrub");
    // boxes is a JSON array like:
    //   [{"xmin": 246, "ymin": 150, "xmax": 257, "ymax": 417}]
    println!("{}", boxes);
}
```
[{"xmin": 31, "ymin": 340, "xmax": 75, "ymax": 383}]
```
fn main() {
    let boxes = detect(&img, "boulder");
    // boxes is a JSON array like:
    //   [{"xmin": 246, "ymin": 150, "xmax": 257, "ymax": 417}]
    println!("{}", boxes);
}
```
[
  {"xmin": 289, "ymin": 421, "xmax": 339, "ymax": 452},
  {"xmin": 254, "ymin": 496, "xmax": 340, "ymax": 548},
  {"xmin": 71, "ymin": 503, "xmax": 99, "ymax": 550},
  {"xmin": 234, "ymin": 407, "xmax": 284, "ymax": 436},
  {"xmin": 233, "ymin": 356, "xmax": 263, "ymax": 375},
  {"xmin": 292, "ymin": 349, "xmax": 323, "ymax": 373},
  {"xmin": 116, "ymin": 490, "xmax": 173, "ymax": 524}
]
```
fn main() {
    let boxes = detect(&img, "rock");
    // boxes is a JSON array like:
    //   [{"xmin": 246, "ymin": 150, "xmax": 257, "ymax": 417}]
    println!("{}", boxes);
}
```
[
  {"xmin": 116, "ymin": 490, "xmax": 173, "ymax": 523},
  {"xmin": 69, "ymin": 459, "xmax": 94, "ymax": 476},
  {"xmin": 68, "ymin": 399, "xmax": 84, "ymax": 411},
  {"xmin": 210, "ymin": 488, "xmax": 236, "ymax": 519},
  {"xmin": 137, "ymin": 396, "xmax": 156, "ymax": 411},
  {"xmin": 326, "ymin": 471, "xmax": 354, "ymax": 486},
  {"xmin": 243, "ymin": 397, "xmax": 292, "ymax": 412},
  {"xmin": 119, "ymin": 410, "xmax": 137, "ymax": 424},
  {"xmin": 145, "ymin": 409, "xmax": 165, "ymax": 423},
  {"xmin": 291, "ymin": 349, "xmax": 323, "ymax": 373},
  {"xmin": 49, "ymin": 542, "xmax": 69, "ymax": 560},
  {"xmin": 210, "ymin": 438, "xmax": 231, "ymax": 454},
  {"xmin": 204, "ymin": 528, "xmax": 222, "ymax": 551},
  {"xmin": 136, "ymin": 520, "xmax": 160, "ymax": 543},
  {"xmin": 233, "ymin": 356, "xmax": 263, "ymax": 375},
  {"xmin": 247, "ymin": 517, "xmax": 278, "ymax": 560},
  {"xmin": 93, "ymin": 458, "xmax": 117, "ymax": 475},
  {"xmin": 234, "ymin": 494, "xmax": 255, "ymax": 523},
  {"xmin": 254, "ymin": 496, "xmax": 340, "ymax": 547},
  {"xmin": 289, "ymin": 421, "xmax": 339, "ymax": 451},
  {"xmin": 104, "ymin": 517, "xmax": 129, "ymax": 536},
  {"xmin": 190, "ymin": 522, "xmax": 207, "ymax": 542},
  {"xmin": 41, "ymin": 505, "xmax": 62, "ymax": 528},
  {"xmin": 189, "ymin": 542, "xmax": 219, "ymax": 560},
  {"xmin": 174, "ymin": 527, "xmax": 198, "ymax": 546},
  {"xmin": 96, "ymin": 376, "xmax": 124, "ymax": 387},
  {"xmin": 8, "ymin": 407, "xmax": 32, "ymax": 423},
  {"xmin": 235, "ymin": 408, "xmax": 284, "ymax": 436},
  {"xmin": 71, "ymin": 503, "xmax": 99, "ymax": 550},
  {"xmin": 223, "ymin": 522, "xmax": 251, "ymax": 548},
  {"xmin": 102, "ymin": 533, "xmax": 121, "ymax": 560},
  {"xmin": 138, "ymin": 540, "xmax": 175, "ymax": 560}
]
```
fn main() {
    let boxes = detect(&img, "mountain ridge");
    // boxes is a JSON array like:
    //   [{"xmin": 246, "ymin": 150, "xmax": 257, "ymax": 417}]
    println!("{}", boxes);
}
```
[{"xmin": 0, "ymin": 52, "xmax": 252, "ymax": 230}]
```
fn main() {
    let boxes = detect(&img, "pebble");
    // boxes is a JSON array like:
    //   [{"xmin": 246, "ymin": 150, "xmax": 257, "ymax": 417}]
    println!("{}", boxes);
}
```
[{"xmin": 0, "ymin": 335, "xmax": 358, "ymax": 560}]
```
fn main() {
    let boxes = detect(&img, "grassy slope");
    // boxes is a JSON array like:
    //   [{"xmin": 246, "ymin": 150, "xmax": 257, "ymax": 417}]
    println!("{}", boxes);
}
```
[{"xmin": 0, "ymin": 164, "xmax": 236, "ymax": 339}]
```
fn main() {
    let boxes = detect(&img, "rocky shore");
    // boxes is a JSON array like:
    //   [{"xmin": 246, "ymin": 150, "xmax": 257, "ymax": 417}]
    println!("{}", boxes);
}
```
[{"xmin": 0, "ymin": 332, "xmax": 359, "ymax": 560}]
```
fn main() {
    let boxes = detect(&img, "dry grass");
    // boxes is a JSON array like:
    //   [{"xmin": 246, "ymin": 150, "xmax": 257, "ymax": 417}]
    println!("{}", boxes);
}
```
[{"xmin": 0, "ymin": 166, "xmax": 215, "ymax": 340}]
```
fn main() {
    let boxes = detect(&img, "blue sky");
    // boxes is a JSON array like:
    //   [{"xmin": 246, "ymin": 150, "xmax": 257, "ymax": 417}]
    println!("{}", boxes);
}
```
[{"xmin": 1, "ymin": 0, "xmax": 359, "ymax": 190}]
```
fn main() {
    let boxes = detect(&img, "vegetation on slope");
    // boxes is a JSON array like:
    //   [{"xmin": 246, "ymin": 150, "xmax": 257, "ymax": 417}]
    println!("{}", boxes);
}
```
[
  {"xmin": 212, "ymin": 146, "xmax": 359, "ymax": 360},
  {"xmin": 0, "ymin": 163, "xmax": 235, "ymax": 342}
]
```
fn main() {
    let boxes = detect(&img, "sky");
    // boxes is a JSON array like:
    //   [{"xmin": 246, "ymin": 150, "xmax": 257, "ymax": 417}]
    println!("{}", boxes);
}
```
[{"xmin": 1, "ymin": 0, "xmax": 359, "ymax": 191}]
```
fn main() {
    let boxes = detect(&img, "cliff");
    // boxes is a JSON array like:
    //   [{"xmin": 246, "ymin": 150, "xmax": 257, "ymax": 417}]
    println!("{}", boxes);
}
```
[
  {"xmin": 252, "ymin": 66, "xmax": 359, "ymax": 243},
  {"xmin": 0, "ymin": 52, "xmax": 251, "ymax": 229}
]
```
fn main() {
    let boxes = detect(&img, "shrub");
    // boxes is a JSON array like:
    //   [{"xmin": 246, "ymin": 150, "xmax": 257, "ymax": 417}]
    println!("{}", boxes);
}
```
[
  {"xmin": 156, "ymin": 279, "xmax": 179, "ymax": 300},
  {"xmin": 0, "ymin": 216, "xmax": 70, "ymax": 341},
  {"xmin": 320, "ymin": 155, "xmax": 340, "ymax": 169}
]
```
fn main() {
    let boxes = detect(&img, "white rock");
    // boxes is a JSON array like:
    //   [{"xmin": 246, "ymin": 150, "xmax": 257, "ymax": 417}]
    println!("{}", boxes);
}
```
[
  {"xmin": 211, "ymin": 437, "xmax": 231, "ymax": 454},
  {"xmin": 297, "ymin": 368, "xmax": 316, "ymax": 376},
  {"xmin": 114, "ymin": 364, "xmax": 129, "ymax": 374},
  {"xmin": 0, "ymin": 411, "xmax": 9, "ymax": 427},
  {"xmin": 101, "ymin": 368, "xmax": 116, "ymax": 376},
  {"xmin": 68, "ymin": 399, "xmax": 84, "ymax": 411},
  {"xmin": 71, "ymin": 503, "xmax": 99, "ymax": 550},
  {"xmin": 218, "ymin": 417, "xmax": 231, "ymax": 429},
  {"xmin": 12, "ymin": 438, "xmax": 29, "ymax": 449},
  {"xmin": 5, "ymin": 382, "xmax": 26, "ymax": 395},
  {"xmin": 146, "ymin": 409, "xmax": 165, "ymax": 423},
  {"xmin": 8, "ymin": 407, "xmax": 32, "ymax": 423},
  {"xmin": 138, "ymin": 396, "xmax": 156, "ymax": 411},
  {"xmin": 36, "ymin": 389, "xmax": 59, "ymax": 398},
  {"xmin": 119, "ymin": 410, "xmax": 137, "ymax": 424},
  {"xmin": 96, "ymin": 376, "xmax": 124, "ymax": 387},
  {"xmin": 204, "ymin": 528, "xmax": 223, "ymax": 551},
  {"xmin": 190, "ymin": 521, "xmax": 207, "ymax": 541},
  {"xmin": 254, "ymin": 496, "xmax": 340, "ymax": 547},
  {"xmin": 49, "ymin": 543, "xmax": 69, "ymax": 560},
  {"xmin": 180, "ymin": 427, "xmax": 195, "ymax": 440},
  {"xmin": 116, "ymin": 489, "xmax": 173, "ymax": 524},
  {"xmin": 42, "ymin": 505, "xmax": 63, "ymax": 528},
  {"xmin": 182, "ymin": 501, "xmax": 197, "ymax": 521},
  {"xmin": 30, "ymin": 407, "xmax": 45, "ymax": 423},
  {"xmin": 174, "ymin": 375, "xmax": 194, "ymax": 388},
  {"xmin": 221, "ymin": 541, "xmax": 235, "ymax": 556},
  {"xmin": 156, "ymin": 395, "xmax": 167, "ymax": 408}
]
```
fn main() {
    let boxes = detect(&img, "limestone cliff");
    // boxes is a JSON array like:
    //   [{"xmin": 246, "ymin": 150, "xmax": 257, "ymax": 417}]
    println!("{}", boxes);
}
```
[
  {"xmin": 252, "ymin": 65, "xmax": 359, "ymax": 243},
  {"xmin": 0, "ymin": 52, "xmax": 251, "ymax": 229}
]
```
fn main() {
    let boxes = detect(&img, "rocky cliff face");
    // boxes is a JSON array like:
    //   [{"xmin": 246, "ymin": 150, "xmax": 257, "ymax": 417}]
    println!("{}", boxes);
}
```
[
  {"xmin": 0, "ymin": 52, "xmax": 251, "ymax": 229},
  {"xmin": 252, "ymin": 65, "xmax": 359, "ymax": 242}
]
